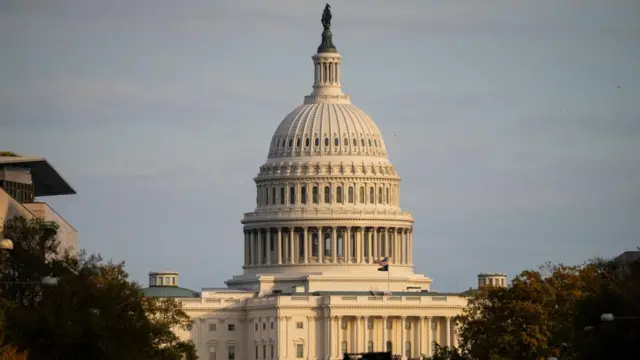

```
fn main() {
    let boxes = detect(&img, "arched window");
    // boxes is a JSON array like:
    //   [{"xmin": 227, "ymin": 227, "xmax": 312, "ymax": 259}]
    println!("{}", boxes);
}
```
[
  {"xmin": 280, "ymin": 187, "xmax": 285, "ymax": 205},
  {"xmin": 359, "ymin": 187, "xmax": 365, "ymax": 204},
  {"xmin": 305, "ymin": 138, "xmax": 310, "ymax": 147},
  {"xmin": 312, "ymin": 233, "xmax": 319, "ymax": 257},
  {"xmin": 344, "ymin": 138, "xmax": 349, "ymax": 146},
  {"xmin": 336, "ymin": 186, "xmax": 343, "ymax": 203},
  {"xmin": 361, "ymin": 139, "xmax": 365, "ymax": 147},
  {"xmin": 290, "ymin": 186, "xmax": 295, "ymax": 204},
  {"xmin": 368, "ymin": 139, "xmax": 372, "ymax": 147},
  {"xmin": 334, "ymin": 138, "xmax": 339, "ymax": 146},
  {"xmin": 266, "ymin": 187, "xmax": 269, "ymax": 204},
  {"xmin": 324, "ymin": 232, "xmax": 331, "ymax": 257},
  {"xmin": 369, "ymin": 187, "xmax": 374, "ymax": 204},
  {"xmin": 378, "ymin": 187, "xmax": 383, "ymax": 203},
  {"xmin": 296, "ymin": 138, "xmax": 301, "ymax": 148},
  {"xmin": 314, "ymin": 138, "xmax": 320, "ymax": 147},
  {"xmin": 324, "ymin": 186, "xmax": 331, "ymax": 203},
  {"xmin": 386, "ymin": 188, "xmax": 389, "ymax": 204},
  {"xmin": 262, "ymin": 345, "xmax": 266, "ymax": 359},
  {"xmin": 348, "ymin": 186, "xmax": 354, "ymax": 203},
  {"xmin": 324, "ymin": 138, "xmax": 329, "ymax": 147},
  {"xmin": 209, "ymin": 346, "xmax": 217, "ymax": 360},
  {"xmin": 272, "ymin": 188, "xmax": 276, "ymax": 205},
  {"xmin": 288, "ymin": 139, "xmax": 293, "ymax": 148},
  {"xmin": 255, "ymin": 346, "xmax": 258, "ymax": 360},
  {"xmin": 312, "ymin": 186, "xmax": 319, "ymax": 204},
  {"xmin": 301, "ymin": 186, "xmax": 307, "ymax": 204}
]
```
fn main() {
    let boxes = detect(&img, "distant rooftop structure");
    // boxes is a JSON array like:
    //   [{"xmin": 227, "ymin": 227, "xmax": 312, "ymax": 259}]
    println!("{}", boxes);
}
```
[
  {"xmin": 0, "ymin": 154, "xmax": 75, "ymax": 197},
  {"xmin": 613, "ymin": 250, "xmax": 640, "ymax": 264},
  {"xmin": 142, "ymin": 271, "xmax": 200, "ymax": 298}
]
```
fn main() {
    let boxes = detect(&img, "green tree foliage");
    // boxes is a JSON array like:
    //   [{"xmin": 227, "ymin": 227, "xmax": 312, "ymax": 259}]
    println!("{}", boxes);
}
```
[
  {"xmin": 422, "ymin": 343, "xmax": 470, "ymax": 360},
  {"xmin": 0, "ymin": 217, "xmax": 197, "ymax": 360}
]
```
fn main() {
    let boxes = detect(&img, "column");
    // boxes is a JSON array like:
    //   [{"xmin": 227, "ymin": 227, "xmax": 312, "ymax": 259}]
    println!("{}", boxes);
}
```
[
  {"xmin": 382, "ymin": 316, "xmax": 388, "ymax": 352},
  {"xmin": 266, "ymin": 230, "xmax": 272, "ymax": 265},
  {"xmin": 358, "ymin": 228, "xmax": 364, "ymax": 263},
  {"xmin": 355, "ymin": 317, "xmax": 360, "ymax": 353},
  {"xmin": 400, "ymin": 316, "xmax": 406, "ymax": 360},
  {"xmin": 305, "ymin": 227, "xmax": 310, "ymax": 263},
  {"xmin": 290, "ymin": 228, "xmax": 296, "ymax": 264},
  {"xmin": 277, "ymin": 228, "xmax": 282, "ymax": 264},
  {"xmin": 372, "ymin": 228, "xmax": 378, "ymax": 260},
  {"xmin": 408, "ymin": 229, "xmax": 413, "ymax": 265},
  {"xmin": 243, "ymin": 231, "xmax": 248, "ymax": 266},
  {"xmin": 325, "ymin": 316, "xmax": 332, "ymax": 360},
  {"xmin": 257, "ymin": 230, "xmax": 263, "ymax": 265},
  {"xmin": 336, "ymin": 316, "xmax": 342, "ymax": 358},
  {"xmin": 283, "ymin": 230, "xmax": 289, "ymax": 264},
  {"xmin": 332, "ymin": 227, "xmax": 337, "ymax": 263},
  {"xmin": 346, "ymin": 227, "xmax": 351, "ymax": 262},
  {"xmin": 445, "ymin": 317, "xmax": 451, "ymax": 347},
  {"xmin": 418, "ymin": 316, "xmax": 424, "ymax": 357},
  {"xmin": 425, "ymin": 317, "xmax": 432, "ymax": 356},
  {"xmin": 363, "ymin": 316, "xmax": 369, "ymax": 353}
]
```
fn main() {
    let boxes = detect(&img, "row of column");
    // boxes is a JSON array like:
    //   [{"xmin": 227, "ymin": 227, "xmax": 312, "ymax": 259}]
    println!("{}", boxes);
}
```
[
  {"xmin": 326, "ymin": 315, "xmax": 458, "ymax": 360},
  {"xmin": 257, "ymin": 182, "xmax": 400, "ymax": 208},
  {"xmin": 314, "ymin": 59, "xmax": 340, "ymax": 86},
  {"xmin": 243, "ymin": 226, "xmax": 413, "ymax": 267}
]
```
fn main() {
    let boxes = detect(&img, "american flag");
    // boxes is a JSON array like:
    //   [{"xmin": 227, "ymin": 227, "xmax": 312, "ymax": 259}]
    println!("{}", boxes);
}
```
[{"xmin": 374, "ymin": 257, "xmax": 389, "ymax": 266}]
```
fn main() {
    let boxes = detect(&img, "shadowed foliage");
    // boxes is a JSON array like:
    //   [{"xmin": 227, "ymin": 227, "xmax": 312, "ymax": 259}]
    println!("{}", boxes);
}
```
[{"xmin": 0, "ymin": 217, "xmax": 197, "ymax": 360}]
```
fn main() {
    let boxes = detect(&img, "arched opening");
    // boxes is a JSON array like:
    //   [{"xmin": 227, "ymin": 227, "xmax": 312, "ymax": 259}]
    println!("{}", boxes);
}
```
[
  {"xmin": 359, "ymin": 187, "xmax": 365, "ymax": 204},
  {"xmin": 369, "ymin": 187, "xmax": 374, "ymax": 204},
  {"xmin": 290, "ymin": 186, "xmax": 295, "ymax": 204},
  {"xmin": 378, "ymin": 187, "xmax": 383, "ymax": 204},
  {"xmin": 336, "ymin": 186, "xmax": 343, "ymax": 203},
  {"xmin": 312, "ymin": 186, "xmax": 319, "ymax": 204},
  {"xmin": 348, "ymin": 186, "xmax": 354, "ymax": 203},
  {"xmin": 324, "ymin": 186, "xmax": 331, "ymax": 203},
  {"xmin": 301, "ymin": 186, "xmax": 307, "ymax": 204},
  {"xmin": 324, "ymin": 232, "xmax": 331, "ymax": 257},
  {"xmin": 312, "ymin": 232, "xmax": 319, "ymax": 257}
]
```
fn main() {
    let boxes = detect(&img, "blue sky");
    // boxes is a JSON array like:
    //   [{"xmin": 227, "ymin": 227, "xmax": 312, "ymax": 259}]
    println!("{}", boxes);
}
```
[{"xmin": 1, "ymin": 0, "xmax": 639, "ymax": 292}]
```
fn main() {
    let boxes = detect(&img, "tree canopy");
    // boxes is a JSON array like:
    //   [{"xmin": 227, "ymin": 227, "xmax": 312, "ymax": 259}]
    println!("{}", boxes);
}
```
[
  {"xmin": 423, "ymin": 255, "xmax": 640, "ymax": 360},
  {"xmin": 0, "ymin": 217, "xmax": 197, "ymax": 360}
]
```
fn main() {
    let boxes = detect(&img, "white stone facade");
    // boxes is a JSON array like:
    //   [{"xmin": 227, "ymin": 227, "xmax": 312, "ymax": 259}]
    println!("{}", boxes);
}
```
[{"xmin": 141, "ymin": 13, "xmax": 504, "ymax": 360}]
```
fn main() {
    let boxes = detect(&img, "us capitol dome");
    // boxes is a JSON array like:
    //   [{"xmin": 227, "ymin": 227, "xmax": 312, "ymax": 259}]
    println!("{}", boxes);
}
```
[
  {"xmin": 224, "ymin": 8, "xmax": 429, "ymax": 293},
  {"xmin": 142, "ymin": 5, "xmax": 505, "ymax": 359}
]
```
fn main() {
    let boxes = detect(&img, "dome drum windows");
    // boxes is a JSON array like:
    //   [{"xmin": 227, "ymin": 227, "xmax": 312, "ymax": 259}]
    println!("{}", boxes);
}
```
[
  {"xmin": 336, "ymin": 186, "xmax": 343, "ymax": 203},
  {"xmin": 305, "ymin": 138, "xmax": 310, "ymax": 147},
  {"xmin": 348, "ymin": 186, "xmax": 354, "ymax": 203},
  {"xmin": 280, "ymin": 187, "xmax": 285, "ymax": 205},
  {"xmin": 289, "ymin": 186, "xmax": 295, "ymax": 205},
  {"xmin": 312, "ymin": 186, "xmax": 319, "ymax": 204},
  {"xmin": 369, "ymin": 187, "xmax": 374, "ymax": 204},
  {"xmin": 314, "ymin": 138, "xmax": 320, "ymax": 147},
  {"xmin": 323, "ymin": 186, "xmax": 331, "ymax": 204},
  {"xmin": 324, "ymin": 138, "xmax": 329, "ymax": 147},
  {"xmin": 301, "ymin": 186, "xmax": 307, "ymax": 204},
  {"xmin": 334, "ymin": 138, "xmax": 339, "ymax": 147}
]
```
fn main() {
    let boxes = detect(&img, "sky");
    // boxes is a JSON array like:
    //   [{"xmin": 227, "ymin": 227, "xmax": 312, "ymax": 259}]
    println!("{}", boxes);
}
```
[{"xmin": 1, "ymin": 0, "xmax": 639, "ymax": 292}]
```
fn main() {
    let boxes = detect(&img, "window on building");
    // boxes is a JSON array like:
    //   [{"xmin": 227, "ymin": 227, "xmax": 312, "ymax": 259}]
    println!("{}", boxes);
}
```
[
  {"xmin": 255, "ymin": 345, "xmax": 258, "ymax": 360},
  {"xmin": 348, "ymin": 186, "xmax": 354, "ymax": 203},
  {"xmin": 255, "ymin": 323, "xmax": 258, "ymax": 331},
  {"xmin": 367, "ymin": 341, "xmax": 374, "ymax": 353},
  {"xmin": 324, "ymin": 138, "xmax": 329, "ymax": 147},
  {"xmin": 288, "ymin": 139, "xmax": 293, "ymax": 148},
  {"xmin": 271, "ymin": 322, "xmax": 274, "ymax": 329},
  {"xmin": 367, "ymin": 320, "xmax": 373, "ymax": 329},
  {"xmin": 209, "ymin": 346, "xmax": 217, "ymax": 360},
  {"xmin": 228, "ymin": 324, "xmax": 235, "ymax": 331},
  {"xmin": 263, "ymin": 345, "xmax": 266, "ymax": 359},
  {"xmin": 305, "ymin": 138, "xmax": 310, "ymax": 147},
  {"xmin": 314, "ymin": 138, "xmax": 319, "ymax": 147},
  {"xmin": 351, "ymin": 233, "xmax": 356, "ymax": 258},
  {"xmin": 299, "ymin": 237, "xmax": 305, "ymax": 258},
  {"xmin": 296, "ymin": 138, "xmax": 301, "ymax": 148},
  {"xmin": 272, "ymin": 188, "xmax": 276, "ymax": 205},
  {"xmin": 280, "ymin": 187, "xmax": 285, "ymax": 205},
  {"xmin": 296, "ymin": 322, "xmax": 304, "ymax": 329},
  {"xmin": 386, "ymin": 341, "xmax": 392, "ymax": 353},
  {"xmin": 344, "ymin": 138, "xmax": 349, "ymax": 146},
  {"xmin": 405, "ymin": 321, "xmax": 411, "ymax": 330},
  {"xmin": 296, "ymin": 344, "xmax": 304, "ymax": 358},
  {"xmin": 301, "ymin": 186, "xmax": 307, "ymax": 204},
  {"xmin": 386, "ymin": 188, "xmax": 390, "ymax": 204},
  {"xmin": 359, "ymin": 187, "xmax": 365, "ymax": 204},
  {"xmin": 263, "ymin": 323, "xmax": 266, "ymax": 330},
  {"xmin": 405, "ymin": 341, "xmax": 411, "ymax": 358},
  {"xmin": 341, "ymin": 341, "xmax": 347, "ymax": 354},
  {"xmin": 334, "ymin": 138, "xmax": 339, "ymax": 146},
  {"xmin": 369, "ymin": 187, "xmax": 374, "ymax": 203},
  {"xmin": 324, "ymin": 186, "xmax": 330, "ymax": 203},
  {"xmin": 378, "ymin": 187, "xmax": 383, "ymax": 203},
  {"xmin": 265, "ymin": 187, "xmax": 269, "ymax": 205},
  {"xmin": 341, "ymin": 319, "xmax": 347, "ymax": 329},
  {"xmin": 312, "ymin": 186, "xmax": 319, "ymax": 204},
  {"xmin": 336, "ymin": 186, "xmax": 343, "ymax": 203},
  {"xmin": 361, "ymin": 138, "xmax": 365, "ymax": 147},
  {"xmin": 289, "ymin": 186, "xmax": 295, "ymax": 204},
  {"xmin": 209, "ymin": 323, "xmax": 217, "ymax": 331},
  {"xmin": 270, "ymin": 344, "xmax": 274, "ymax": 359},
  {"xmin": 228, "ymin": 345, "xmax": 236, "ymax": 360}
]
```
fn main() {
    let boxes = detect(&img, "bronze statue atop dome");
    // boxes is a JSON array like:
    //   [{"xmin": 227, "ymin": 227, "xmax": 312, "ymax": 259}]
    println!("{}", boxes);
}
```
[
  {"xmin": 317, "ymin": 4, "xmax": 337, "ymax": 53},
  {"xmin": 321, "ymin": 3, "xmax": 332, "ymax": 30}
]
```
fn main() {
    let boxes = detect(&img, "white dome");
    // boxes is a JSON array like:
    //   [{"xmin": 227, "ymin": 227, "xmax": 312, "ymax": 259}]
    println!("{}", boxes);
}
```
[{"xmin": 268, "ymin": 103, "xmax": 387, "ymax": 159}]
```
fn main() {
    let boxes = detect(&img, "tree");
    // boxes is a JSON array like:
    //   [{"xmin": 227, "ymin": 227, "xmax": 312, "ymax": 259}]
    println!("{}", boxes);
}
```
[
  {"xmin": 422, "ymin": 343, "xmax": 470, "ymax": 360},
  {"xmin": 455, "ymin": 263, "xmax": 601, "ymax": 360},
  {"xmin": 0, "ymin": 217, "xmax": 197, "ymax": 360}
]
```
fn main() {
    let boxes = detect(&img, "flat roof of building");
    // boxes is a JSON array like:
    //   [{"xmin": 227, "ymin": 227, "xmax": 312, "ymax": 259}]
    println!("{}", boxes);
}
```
[{"xmin": 0, "ymin": 155, "xmax": 75, "ymax": 197}]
